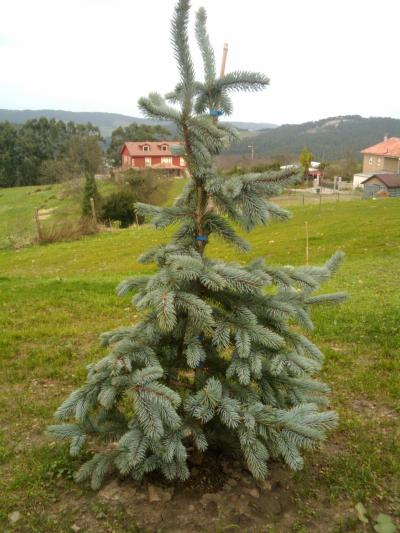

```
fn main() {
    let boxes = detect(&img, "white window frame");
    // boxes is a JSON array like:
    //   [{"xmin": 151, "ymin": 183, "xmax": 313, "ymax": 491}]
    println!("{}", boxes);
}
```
[
  {"xmin": 377, "ymin": 157, "xmax": 381, "ymax": 166},
  {"xmin": 161, "ymin": 145, "xmax": 168, "ymax": 152},
  {"xmin": 145, "ymin": 157, "xmax": 152, "ymax": 167},
  {"xmin": 161, "ymin": 156, "xmax": 172, "ymax": 165},
  {"xmin": 131, "ymin": 158, "xmax": 135, "ymax": 167},
  {"xmin": 368, "ymin": 157, "xmax": 373, "ymax": 165},
  {"xmin": 180, "ymin": 157, "xmax": 185, "ymax": 167},
  {"xmin": 143, "ymin": 145, "xmax": 150, "ymax": 152}
]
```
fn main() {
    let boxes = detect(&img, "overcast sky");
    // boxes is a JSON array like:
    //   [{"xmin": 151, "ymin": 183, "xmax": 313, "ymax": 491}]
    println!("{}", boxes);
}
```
[{"xmin": 1, "ymin": 0, "xmax": 399, "ymax": 125}]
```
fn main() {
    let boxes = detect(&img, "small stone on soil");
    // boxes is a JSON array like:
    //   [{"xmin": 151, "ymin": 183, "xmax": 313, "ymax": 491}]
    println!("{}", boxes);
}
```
[
  {"xmin": 71, "ymin": 525, "xmax": 81, "ymax": 532},
  {"xmin": 148, "ymin": 484, "xmax": 162, "ymax": 503},
  {"xmin": 257, "ymin": 479, "xmax": 272, "ymax": 492},
  {"xmin": 248, "ymin": 488, "xmax": 260, "ymax": 499},
  {"xmin": 97, "ymin": 480, "xmax": 122, "ymax": 501},
  {"xmin": 8, "ymin": 511, "xmax": 22, "ymax": 524}
]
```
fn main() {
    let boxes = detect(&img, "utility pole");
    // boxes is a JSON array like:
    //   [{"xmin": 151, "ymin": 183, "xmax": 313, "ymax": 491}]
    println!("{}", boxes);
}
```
[{"xmin": 248, "ymin": 144, "xmax": 255, "ymax": 161}]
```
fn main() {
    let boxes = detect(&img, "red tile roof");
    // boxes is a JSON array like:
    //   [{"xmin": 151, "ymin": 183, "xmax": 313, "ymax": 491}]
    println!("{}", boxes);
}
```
[
  {"xmin": 361, "ymin": 137, "xmax": 400, "ymax": 158},
  {"xmin": 121, "ymin": 141, "xmax": 184, "ymax": 157}
]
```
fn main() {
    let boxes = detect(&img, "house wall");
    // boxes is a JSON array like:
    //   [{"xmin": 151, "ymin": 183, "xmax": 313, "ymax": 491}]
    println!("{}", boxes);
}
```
[
  {"xmin": 121, "ymin": 154, "xmax": 185, "ymax": 169},
  {"xmin": 363, "ymin": 154, "xmax": 399, "ymax": 173},
  {"xmin": 121, "ymin": 145, "xmax": 131, "ymax": 168},
  {"xmin": 363, "ymin": 154, "xmax": 384, "ymax": 173},
  {"xmin": 383, "ymin": 157, "xmax": 399, "ymax": 173}
]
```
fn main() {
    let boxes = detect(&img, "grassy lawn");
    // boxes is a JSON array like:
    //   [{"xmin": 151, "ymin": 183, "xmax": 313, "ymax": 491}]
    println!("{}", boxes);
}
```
[
  {"xmin": 0, "ymin": 197, "xmax": 399, "ymax": 531},
  {"xmin": 0, "ymin": 181, "xmax": 118, "ymax": 249},
  {"xmin": 0, "ymin": 178, "xmax": 188, "ymax": 250}
]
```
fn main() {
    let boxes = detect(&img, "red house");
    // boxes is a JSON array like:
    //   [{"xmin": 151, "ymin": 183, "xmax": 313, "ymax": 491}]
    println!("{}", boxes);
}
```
[{"xmin": 120, "ymin": 141, "xmax": 186, "ymax": 176}]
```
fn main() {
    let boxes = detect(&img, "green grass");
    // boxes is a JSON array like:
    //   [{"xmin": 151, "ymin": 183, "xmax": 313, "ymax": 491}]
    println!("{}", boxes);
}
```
[
  {"xmin": 0, "ymin": 197, "xmax": 399, "ymax": 531},
  {"xmin": 0, "ymin": 177, "xmax": 187, "ymax": 250},
  {"xmin": 0, "ymin": 180, "xmax": 119, "ymax": 249}
]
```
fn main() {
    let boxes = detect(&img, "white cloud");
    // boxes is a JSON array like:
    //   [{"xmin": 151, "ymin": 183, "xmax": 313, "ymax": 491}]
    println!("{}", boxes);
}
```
[{"xmin": 0, "ymin": 0, "xmax": 399, "ymax": 124}]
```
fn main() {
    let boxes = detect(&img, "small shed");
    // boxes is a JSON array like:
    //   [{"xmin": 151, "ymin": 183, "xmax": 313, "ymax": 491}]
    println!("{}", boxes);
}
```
[{"xmin": 361, "ymin": 174, "xmax": 400, "ymax": 198}]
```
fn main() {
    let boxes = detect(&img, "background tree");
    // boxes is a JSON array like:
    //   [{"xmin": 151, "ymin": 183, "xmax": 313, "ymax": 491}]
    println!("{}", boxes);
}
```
[
  {"xmin": 0, "ymin": 118, "xmax": 103, "ymax": 187},
  {"xmin": 67, "ymin": 135, "xmax": 103, "ymax": 177},
  {"xmin": 38, "ymin": 159, "xmax": 76, "ymax": 185},
  {"xmin": 0, "ymin": 122, "xmax": 19, "ymax": 187},
  {"xmin": 122, "ymin": 168, "xmax": 168, "ymax": 206},
  {"xmin": 108, "ymin": 123, "xmax": 172, "ymax": 166},
  {"xmin": 48, "ymin": 0, "xmax": 344, "ymax": 488},
  {"xmin": 81, "ymin": 174, "xmax": 101, "ymax": 218},
  {"xmin": 299, "ymin": 145, "xmax": 313, "ymax": 178}
]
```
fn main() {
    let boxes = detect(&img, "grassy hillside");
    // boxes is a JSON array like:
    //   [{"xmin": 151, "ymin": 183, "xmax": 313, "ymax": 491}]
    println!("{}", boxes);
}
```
[
  {"xmin": 0, "ymin": 181, "xmax": 114, "ymax": 249},
  {"xmin": 224, "ymin": 115, "xmax": 400, "ymax": 162},
  {"xmin": 0, "ymin": 178, "xmax": 188, "ymax": 249},
  {"xmin": 0, "ymin": 198, "xmax": 399, "ymax": 531},
  {"xmin": 0, "ymin": 109, "xmax": 276, "ymax": 139}
]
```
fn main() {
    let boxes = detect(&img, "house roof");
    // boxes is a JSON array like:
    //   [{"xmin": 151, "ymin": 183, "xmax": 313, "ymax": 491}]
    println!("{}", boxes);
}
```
[
  {"xmin": 121, "ymin": 141, "xmax": 184, "ymax": 157},
  {"xmin": 362, "ymin": 173, "xmax": 400, "ymax": 187},
  {"xmin": 361, "ymin": 137, "xmax": 400, "ymax": 158}
]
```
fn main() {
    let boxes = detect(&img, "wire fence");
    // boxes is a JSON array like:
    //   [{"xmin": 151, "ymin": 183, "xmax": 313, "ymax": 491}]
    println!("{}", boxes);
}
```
[{"xmin": 273, "ymin": 189, "xmax": 361, "ymax": 207}]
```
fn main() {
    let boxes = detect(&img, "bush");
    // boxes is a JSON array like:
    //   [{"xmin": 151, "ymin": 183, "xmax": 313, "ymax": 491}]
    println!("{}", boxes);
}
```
[
  {"xmin": 121, "ymin": 168, "xmax": 168, "ymax": 206},
  {"xmin": 100, "ymin": 191, "xmax": 143, "ymax": 228}
]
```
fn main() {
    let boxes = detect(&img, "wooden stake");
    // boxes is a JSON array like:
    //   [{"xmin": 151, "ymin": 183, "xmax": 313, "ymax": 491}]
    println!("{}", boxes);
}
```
[
  {"xmin": 220, "ymin": 42, "xmax": 228, "ymax": 78},
  {"xmin": 90, "ymin": 197, "xmax": 97, "ymax": 224},
  {"xmin": 35, "ymin": 208, "xmax": 42, "ymax": 244},
  {"xmin": 305, "ymin": 221, "xmax": 309, "ymax": 265}
]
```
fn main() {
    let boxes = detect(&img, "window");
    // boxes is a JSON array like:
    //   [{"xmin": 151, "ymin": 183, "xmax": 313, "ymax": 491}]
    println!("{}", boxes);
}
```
[
  {"xmin": 124, "ymin": 155, "xmax": 130, "ymax": 165},
  {"xmin": 180, "ymin": 157, "xmax": 185, "ymax": 167},
  {"xmin": 161, "ymin": 145, "xmax": 168, "ymax": 151},
  {"xmin": 145, "ymin": 157, "xmax": 151, "ymax": 167},
  {"xmin": 131, "ymin": 158, "xmax": 135, "ymax": 167},
  {"xmin": 368, "ymin": 157, "xmax": 373, "ymax": 165},
  {"xmin": 143, "ymin": 145, "xmax": 150, "ymax": 152},
  {"xmin": 377, "ymin": 157, "xmax": 381, "ymax": 166},
  {"xmin": 161, "ymin": 157, "xmax": 172, "ymax": 165}
]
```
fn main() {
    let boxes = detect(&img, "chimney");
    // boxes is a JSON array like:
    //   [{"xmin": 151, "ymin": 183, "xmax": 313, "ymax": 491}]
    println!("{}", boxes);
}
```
[{"xmin": 384, "ymin": 134, "xmax": 388, "ymax": 142}]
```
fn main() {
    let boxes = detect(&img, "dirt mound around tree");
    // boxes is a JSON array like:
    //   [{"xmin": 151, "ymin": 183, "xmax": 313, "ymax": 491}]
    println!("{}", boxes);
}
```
[{"xmin": 94, "ymin": 455, "xmax": 295, "ymax": 532}]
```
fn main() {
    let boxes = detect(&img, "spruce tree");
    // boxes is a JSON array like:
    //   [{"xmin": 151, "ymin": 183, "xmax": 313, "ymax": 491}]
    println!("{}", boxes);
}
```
[
  {"xmin": 82, "ymin": 173, "xmax": 101, "ymax": 219},
  {"xmin": 48, "ymin": 0, "xmax": 345, "ymax": 488}
]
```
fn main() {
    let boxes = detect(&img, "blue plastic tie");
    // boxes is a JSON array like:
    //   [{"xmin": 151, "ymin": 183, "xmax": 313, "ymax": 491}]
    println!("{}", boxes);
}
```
[{"xmin": 196, "ymin": 235, "xmax": 208, "ymax": 242}]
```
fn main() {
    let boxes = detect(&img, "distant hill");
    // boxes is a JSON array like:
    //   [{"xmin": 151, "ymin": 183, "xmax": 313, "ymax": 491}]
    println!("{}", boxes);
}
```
[
  {"xmin": 0, "ymin": 109, "xmax": 157, "ymax": 138},
  {"xmin": 225, "ymin": 115, "xmax": 400, "ymax": 161},
  {"xmin": 0, "ymin": 109, "xmax": 276, "ymax": 139}
]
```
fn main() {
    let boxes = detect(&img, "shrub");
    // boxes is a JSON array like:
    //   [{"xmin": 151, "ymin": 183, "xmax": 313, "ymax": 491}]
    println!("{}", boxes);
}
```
[{"xmin": 100, "ymin": 191, "xmax": 143, "ymax": 228}]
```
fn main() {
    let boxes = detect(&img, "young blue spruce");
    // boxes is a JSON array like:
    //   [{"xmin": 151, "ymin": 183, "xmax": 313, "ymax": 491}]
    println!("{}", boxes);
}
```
[{"xmin": 48, "ymin": 0, "xmax": 346, "ymax": 489}]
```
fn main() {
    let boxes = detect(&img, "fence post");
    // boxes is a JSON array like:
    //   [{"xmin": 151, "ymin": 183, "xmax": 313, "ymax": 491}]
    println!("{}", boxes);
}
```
[
  {"xmin": 302, "ymin": 193, "xmax": 305, "ymax": 206},
  {"xmin": 90, "ymin": 197, "xmax": 97, "ymax": 225},
  {"xmin": 35, "ymin": 208, "xmax": 43, "ymax": 244},
  {"xmin": 319, "ymin": 192, "xmax": 322, "ymax": 211},
  {"xmin": 305, "ymin": 221, "xmax": 309, "ymax": 265}
]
